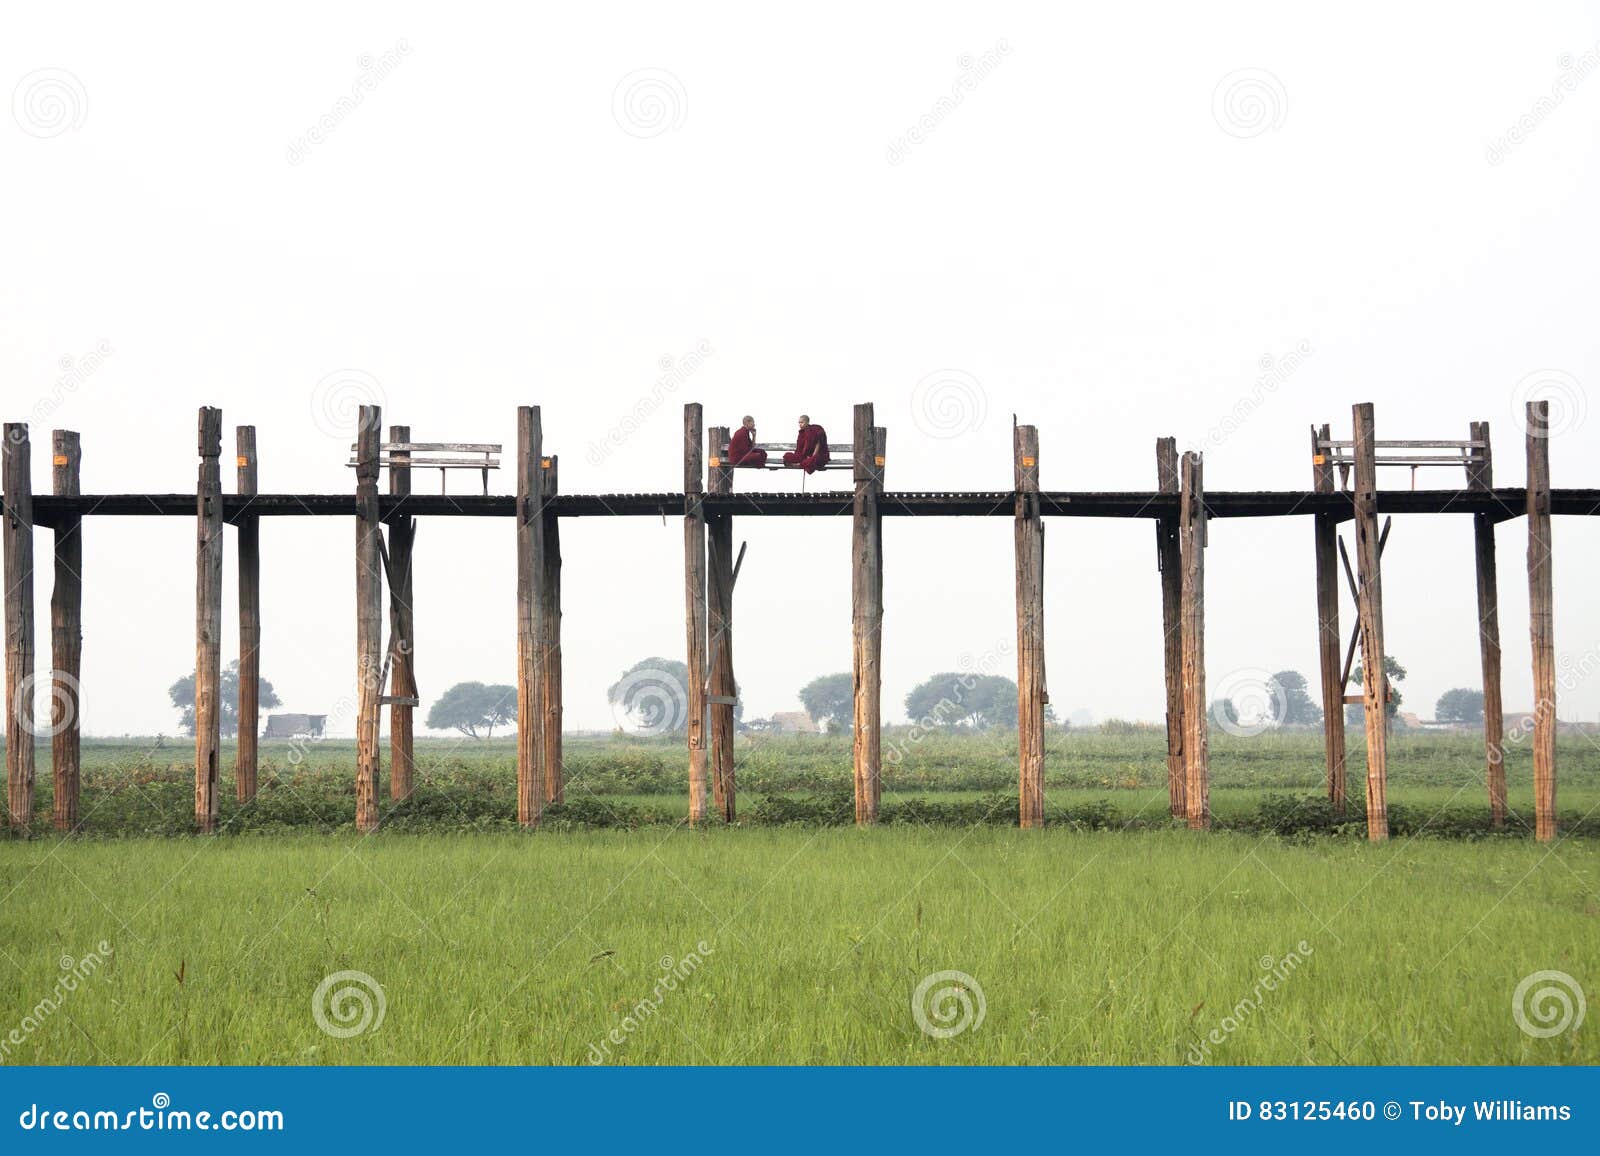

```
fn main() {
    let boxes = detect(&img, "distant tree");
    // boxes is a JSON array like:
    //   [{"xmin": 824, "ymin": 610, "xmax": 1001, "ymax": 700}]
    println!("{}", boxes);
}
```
[
  {"xmin": 168, "ymin": 660, "xmax": 281, "ymax": 737},
  {"xmin": 1268, "ymin": 670, "xmax": 1322, "ymax": 727},
  {"xmin": 1436, "ymin": 687, "xmax": 1485, "ymax": 724},
  {"xmin": 904, "ymin": 673, "xmax": 1020, "ymax": 730},
  {"xmin": 426, "ymin": 681, "xmax": 517, "ymax": 739},
  {"xmin": 799, "ymin": 672, "xmax": 854, "ymax": 731},
  {"xmin": 1209, "ymin": 697, "xmax": 1239, "ymax": 728},
  {"xmin": 605, "ymin": 657, "xmax": 741, "ymax": 736},
  {"xmin": 1350, "ymin": 655, "xmax": 1407, "ymax": 719}
]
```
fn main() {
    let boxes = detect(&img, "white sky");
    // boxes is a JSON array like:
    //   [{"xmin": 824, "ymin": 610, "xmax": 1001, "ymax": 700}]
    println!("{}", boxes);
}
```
[{"xmin": 3, "ymin": 2, "xmax": 1599, "ymax": 736}]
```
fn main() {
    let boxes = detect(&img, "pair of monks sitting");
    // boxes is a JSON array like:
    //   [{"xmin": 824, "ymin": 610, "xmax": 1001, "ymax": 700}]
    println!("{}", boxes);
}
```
[{"xmin": 726, "ymin": 414, "xmax": 831, "ymax": 474}]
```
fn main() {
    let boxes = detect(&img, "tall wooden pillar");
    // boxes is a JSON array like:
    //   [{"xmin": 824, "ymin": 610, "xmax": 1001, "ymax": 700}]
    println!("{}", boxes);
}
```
[
  {"xmin": 51, "ymin": 431, "xmax": 82, "ymax": 831},
  {"xmin": 539, "ymin": 454, "xmax": 564, "ymax": 805},
  {"xmin": 235, "ymin": 426, "xmax": 260, "ymax": 803},
  {"xmin": 387, "ymin": 425, "xmax": 416, "ymax": 801},
  {"xmin": 4, "ymin": 424, "xmax": 35, "ymax": 832},
  {"xmin": 1014, "ymin": 424, "xmax": 1046, "ymax": 829},
  {"xmin": 706, "ymin": 426, "xmax": 736, "ymax": 823},
  {"xmin": 851, "ymin": 402, "xmax": 884, "ymax": 826},
  {"xmin": 354, "ymin": 405, "xmax": 382, "ymax": 833},
  {"xmin": 1178, "ymin": 451, "xmax": 1208, "ymax": 830},
  {"xmin": 1525, "ymin": 401, "xmax": 1557, "ymax": 842},
  {"xmin": 1351, "ymin": 402, "xmax": 1388, "ymax": 841},
  {"xmin": 1310, "ymin": 423, "xmax": 1346, "ymax": 811},
  {"xmin": 516, "ymin": 406, "xmax": 545, "ymax": 827},
  {"xmin": 1155, "ymin": 437, "xmax": 1184, "ymax": 817},
  {"xmin": 683, "ymin": 404, "xmax": 709, "ymax": 826},
  {"xmin": 195, "ymin": 408, "xmax": 224, "ymax": 834},
  {"xmin": 1467, "ymin": 421, "xmax": 1505, "ymax": 827}
]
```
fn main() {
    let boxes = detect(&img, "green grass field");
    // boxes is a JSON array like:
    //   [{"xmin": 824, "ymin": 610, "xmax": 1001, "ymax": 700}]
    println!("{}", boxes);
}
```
[{"xmin": 1, "ymin": 730, "xmax": 1596, "ymax": 1065}]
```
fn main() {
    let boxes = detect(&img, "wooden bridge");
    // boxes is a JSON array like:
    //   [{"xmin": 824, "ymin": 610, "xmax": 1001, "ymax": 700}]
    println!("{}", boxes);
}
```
[{"xmin": 1, "ymin": 400, "xmax": 1584, "ymax": 841}]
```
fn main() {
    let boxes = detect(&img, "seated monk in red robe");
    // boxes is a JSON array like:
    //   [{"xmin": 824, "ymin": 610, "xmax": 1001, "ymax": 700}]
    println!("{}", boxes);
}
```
[
  {"xmin": 726, "ymin": 415, "xmax": 768, "ymax": 468},
  {"xmin": 782, "ymin": 415, "xmax": 830, "ymax": 473}
]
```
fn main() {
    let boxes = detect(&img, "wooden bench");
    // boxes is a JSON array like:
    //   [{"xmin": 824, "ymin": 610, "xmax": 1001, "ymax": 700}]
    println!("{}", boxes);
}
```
[{"xmin": 346, "ymin": 441, "xmax": 501, "ymax": 494}]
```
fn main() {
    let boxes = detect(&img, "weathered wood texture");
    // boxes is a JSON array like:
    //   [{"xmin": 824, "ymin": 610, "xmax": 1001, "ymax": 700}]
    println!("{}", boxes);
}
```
[
  {"xmin": 684, "ymin": 404, "xmax": 709, "ymax": 825},
  {"xmin": 1178, "ymin": 451, "xmax": 1208, "ymax": 830},
  {"xmin": 540, "ymin": 454, "xmax": 564, "ymax": 805},
  {"xmin": 354, "ymin": 406, "xmax": 382, "ymax": 833},
  {"xmin": 195, "ymin": 408, "xmax": 224, "ymax": 833},
  {"xmin": 1351, "ymin": 403, "xmax": 1389, "ymax": 841},
  {"xmin": 235, "ymin": 426, "xmax": 260, "ymax": 803},
  {"xmin": 51, "ymin": 431, "xmax": 82, "ymax": 831},
  {"xmin": 1015, "ymin": 424, "xmax": 1046, "ymax": 828},
  {"xmin": 1525, "ymin": 402, "xmax": 1557, "ymax": 842},
  {"xmin": 387, "ymin": 425, "xmax": 416, "ymax": 801},
  {"xmin": 4, "ymin": 425, "xmax": 35, "ymax": 831},
  {"xmin": 516, "ymin": 406, "xmax": 545, "ymax": 827},
  {"xmin": 1310, "ymin": 423, "xmax": 1347, "ymax": 811},
  {"xmin": 1467, "ymin": 421, "xmax": 1505, "ymax": 827},
  {"xmin": 851, "ymin": 403, "xmax": 884, "ymax": 826},
  {"xmin": 706, "ymin": 426, "xmax": 736, "ymax": 823},
  {"xmin": 1155, "ymin": 437, "xmax": 1184, "ymax": 817}
]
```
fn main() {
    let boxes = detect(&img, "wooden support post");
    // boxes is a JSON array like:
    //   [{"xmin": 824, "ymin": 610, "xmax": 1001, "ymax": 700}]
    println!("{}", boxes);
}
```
[
  {"xmin": 1178, "ymin": 451, "xmax": 1209, "ymax": 830},
  {"xmin": 235, "ymin": 426, "xmax": 260, "ymax": 804},
  {"xmin": 1155, "ymin": 437, "xmax": 1184, "ymax": 817},
  {"xmin": 1467, "ymin": 421, "xmax": 1505, "ymax": 827},
  {"xmin": 851, "ymin": 402, "xmax": 884, "ymax": 826},
  {"xmin": 195, "ymin": 408, "xmax": 224, "ymax": 834},
  {"xmin": 354, "ymin": 405, "xmax": 382, "ymax": 833},
  {"xmin": 1015, "ymin": 424, "xmax": 1046, "ymax": 829},
  {"xmin": 387, "ymin": 425, "xmax": 416, "ymax": 801},
  {"xmin": 1351, "ymin": 402, "xmax": 1388, "ymax": 841},
  {"xmin": 684, "ymin": 404, "xmax": 709, "ymax": 825},
  {"xmin": 51, "ymin": 431, "xmax": 82, "ymax": 831},
  {"xmin": 1310, "ymin": 423, "xmax": 1347, "ymax": 812},
  {"xmin": 539, "ymin": 453, "xmax": 563, "ymax": 805},
  {"xmin": 516, "ymin": 406, "xmax": 545, "ymax": 827},
  {"xmin": 1526, "ymin": 401, "xmax": 1557, "ymax": 842},
  {"xmin": 4, "ymin": 424, "xmax": 35, "ymax": 832},
  {"xmin": 706, "ymin": 426, "xmax": 736, "ymax": 823}
]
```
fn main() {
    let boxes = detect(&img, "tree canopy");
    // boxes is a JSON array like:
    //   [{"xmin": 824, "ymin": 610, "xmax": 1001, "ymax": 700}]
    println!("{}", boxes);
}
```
[
  {"xmin": 1436, "ymin": 687, "xmax": 1485, "ymax": 724},
  {"xmin": 425, "ymin": 681, "xmax": 517, "ymax": 739},
  {"xmin": 798, "ymin": 672, "xmax": 853, "ymax": 731},
  {"xmin": 904, "ymin": 673, "xmax": 1020, "ymax": 730},
  {"xmin": 1267, "ymin": 669, "xmax": 1322, "ymax": 727},
  {"xmin": 1347, "ymin": 655, "xmax": 1408, "ymax": 723},
  {"xmin": 605, "ymin": 658, "xmax": 741, "ymax": 735},
  {"xmin": 168, "ymin": 660, "xmax": 281, "ymax": 737}
]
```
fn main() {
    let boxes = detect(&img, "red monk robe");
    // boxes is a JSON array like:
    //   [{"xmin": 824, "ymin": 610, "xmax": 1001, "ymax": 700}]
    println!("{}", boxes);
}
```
[
  {"xmin": 727, "ymin": 426, "xmax": 768, "ymax": 468},
  {"xmin": 782, "ymin": 424, "xmax": 830, "ymax": 474}
]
